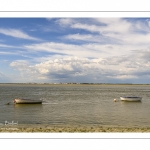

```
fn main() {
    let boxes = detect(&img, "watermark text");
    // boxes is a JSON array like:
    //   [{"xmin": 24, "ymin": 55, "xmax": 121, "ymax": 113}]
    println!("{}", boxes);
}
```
[{"xmin": 0, "ymin": 121, "xmax": 18, "ymax": 126}]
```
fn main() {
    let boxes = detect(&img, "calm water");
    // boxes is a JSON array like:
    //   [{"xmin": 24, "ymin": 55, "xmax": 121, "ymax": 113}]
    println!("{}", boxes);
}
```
[{"xmin": 0, "ymin": 84, "xmax": 150, "ymax": 127}]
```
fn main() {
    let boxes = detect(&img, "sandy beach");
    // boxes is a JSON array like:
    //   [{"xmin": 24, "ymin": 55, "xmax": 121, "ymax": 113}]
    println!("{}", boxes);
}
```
[{"xmin": 1, "ymin": 124, "xmax": 150, "ymax": 132}]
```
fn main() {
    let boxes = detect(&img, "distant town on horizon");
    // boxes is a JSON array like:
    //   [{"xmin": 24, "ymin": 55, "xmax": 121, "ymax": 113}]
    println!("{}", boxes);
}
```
[{"xmin": 0, "ymin": 82, "xmax": 150, "ymax": 85}]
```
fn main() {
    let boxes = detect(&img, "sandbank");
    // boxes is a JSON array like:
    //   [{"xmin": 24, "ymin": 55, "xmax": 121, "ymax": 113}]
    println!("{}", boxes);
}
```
[{"xmin": 1, "ymin": 124, "xmax": 150, "ymax": 132}]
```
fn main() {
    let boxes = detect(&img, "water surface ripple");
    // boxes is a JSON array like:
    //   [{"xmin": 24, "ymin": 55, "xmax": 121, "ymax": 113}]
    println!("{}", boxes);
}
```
[{"xmin": 0, "ymin": 84, "xmax": 150, "ymax": 127}]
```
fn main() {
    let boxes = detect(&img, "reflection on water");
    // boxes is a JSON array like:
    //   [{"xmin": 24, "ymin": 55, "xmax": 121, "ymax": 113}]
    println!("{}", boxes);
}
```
[
  {"xmin": 121, "ymin": 101, "xmax": 142, "ymax": 103},
  {"xmin": 14, "ymin": 104, "xmax": 43, "ymax": 108},
  {"xmin": 0, "ymin": 84, "xmax": 150, "ymax": 127}
]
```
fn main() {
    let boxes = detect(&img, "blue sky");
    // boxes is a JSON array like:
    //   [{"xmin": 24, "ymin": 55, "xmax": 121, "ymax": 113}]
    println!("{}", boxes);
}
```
[{"xmin": 1, "ymin": 18, "xmax": 150, "ymax": 83}]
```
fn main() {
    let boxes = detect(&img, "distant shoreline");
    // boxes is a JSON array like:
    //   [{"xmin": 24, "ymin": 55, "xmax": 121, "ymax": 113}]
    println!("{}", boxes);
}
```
[{"xmin": 0, "ymin": 83, "xmax": 150, "ymax": 86}]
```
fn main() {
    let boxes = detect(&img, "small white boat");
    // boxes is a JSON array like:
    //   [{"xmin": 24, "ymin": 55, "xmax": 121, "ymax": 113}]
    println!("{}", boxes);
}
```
[
  {"xmin": 120, "ymin": 96, "xmax": 142, "ymax": 102},
  {"xmin": 14, "ymin": 98, "xmax": 42, "ymax": 104}
]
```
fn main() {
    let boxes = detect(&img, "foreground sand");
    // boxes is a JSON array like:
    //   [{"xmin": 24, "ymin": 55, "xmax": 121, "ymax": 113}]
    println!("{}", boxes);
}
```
[{"xmin": 1, "ymin": 124, "xmax": 150, "ymax": 132}]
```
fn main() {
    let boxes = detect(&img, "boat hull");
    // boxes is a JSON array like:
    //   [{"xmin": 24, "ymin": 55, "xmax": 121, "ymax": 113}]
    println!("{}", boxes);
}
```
[
  {"xmin": 14, "ymin": 99, "xmax": 42, "ymax": 104},
  {"xmin": 120, "ymin": 97, "xmax": 142, "ymax": 101}
]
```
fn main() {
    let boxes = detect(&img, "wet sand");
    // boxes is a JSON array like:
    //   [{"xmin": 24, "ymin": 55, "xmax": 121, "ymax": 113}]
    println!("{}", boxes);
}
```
[{"xmin": 1, "ymin": 124, "xmax": 150, "ymax": 132}]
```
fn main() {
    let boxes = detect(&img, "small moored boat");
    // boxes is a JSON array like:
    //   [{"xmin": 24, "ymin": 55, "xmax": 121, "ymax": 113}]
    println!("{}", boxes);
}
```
[
  {"xmin": 120, "ymin": 96, "xmax": 142, "ymax": 102},
  {"xmin": 14, "ymin": 98, "xmax": 42, "ymax": 104}
]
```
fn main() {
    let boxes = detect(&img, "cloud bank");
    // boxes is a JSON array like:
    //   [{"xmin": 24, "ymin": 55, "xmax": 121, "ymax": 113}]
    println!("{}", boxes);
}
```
[{"xmin": 1, "ymin": 18, "xmax": 150, "ymax": 83}]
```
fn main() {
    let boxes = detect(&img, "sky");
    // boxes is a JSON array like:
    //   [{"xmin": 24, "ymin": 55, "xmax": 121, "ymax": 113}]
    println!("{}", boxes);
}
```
[{"xmin": 1, "ymin": 18, "xmax": 150, "ymax": 83}]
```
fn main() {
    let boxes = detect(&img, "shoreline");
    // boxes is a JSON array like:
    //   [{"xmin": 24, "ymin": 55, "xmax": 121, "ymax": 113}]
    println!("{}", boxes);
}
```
[
  {"xmin": 1, "ymin": 83, "xmax": 150, "ymax": 85},
  {"xmin": 1, "ymin": 124, "xmax": 150, "ymax": 132},
  {"xmin": 0, "ymin": 83, "xmax": 150, "ymax": 88}
]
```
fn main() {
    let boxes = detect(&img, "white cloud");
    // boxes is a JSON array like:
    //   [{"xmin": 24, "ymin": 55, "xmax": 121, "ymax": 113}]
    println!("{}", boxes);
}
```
[
  {"xmin": 10, "ymin": 60, "xmax": 46, "ymax": 82},
  {"xmin": 10, "ymin": 60, "xmax": 29, "ymax": 69},
  {"xmin": 24, "ymin": 41, "xmax": 143, "ymax": 60},
  {"xmin": 0, "ymin": 51, "xmax": 16, "ymax": 55},
  {"xmin": 0, "ymin": 72, "xmax": 6, "ymax": 78},
  {"xmin": 71, "ymin": 23, "xmax": 100, "ymax": 33},
  {"xmin": 9, "ymin": 57, "xmax": 104, "ymax": 82},
  {"xmin": 61, "ymin": 18, "xmax": 150, "ymax": 47},
  {"xmin": 0, "ymin": 72, "xmax": 11, "ymax": 82},
  {"xmin": 10, "ymin": 48, "xmax": 150, "ymax": 83},
  {"xmin": 5, "ymin": 18, "xmax": 150, "ymax": 83},
  {"xmin": 70, "ymin": 18, "xmax": 131, "ymax": 34},
  {"xmin": 55, "ymin": 18, "xmax": 75, "ymax": 27},
  {"xmin": 64, "ymin": 33, "xmax": 108, "ymax": 43},
  {"xmin": 0, "ymin": 43, "xmax": 16, "ymax": 48},
  {"xmin": 24, "ymin": 42, "xmax": 102, "ymax": 58},
  {"xmin": 147, "ymin": 20, "xmax": 150, "ymax": 28},
  {"xmin": 95, "ymin": 18, "xmax": 132, "ymax": 33},
  {"xmin": 0, "ymin": 28, "xmax": 41, "ymax": 41}
]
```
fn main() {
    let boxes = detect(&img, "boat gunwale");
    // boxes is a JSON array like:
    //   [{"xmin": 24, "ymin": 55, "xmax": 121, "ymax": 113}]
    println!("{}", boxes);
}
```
[
  {"xmin": 14, "ymin": 98, "xmax": 42, "ymax": 104},
  {"xmin": 120, "ymin": 96, "xmax": 142, "ymax": 98},
  {"xmin": 120, "ymin": 96, "xmax": 142, "ymax": 101}
]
